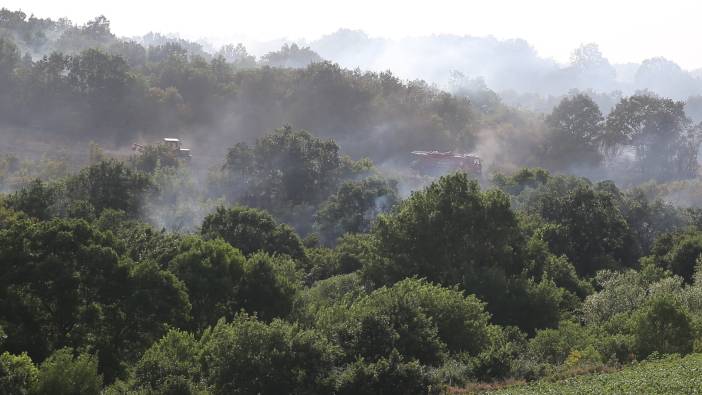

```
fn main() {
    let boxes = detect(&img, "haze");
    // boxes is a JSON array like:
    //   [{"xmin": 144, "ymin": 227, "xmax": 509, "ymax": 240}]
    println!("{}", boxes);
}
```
[{"xmin": 5, "ymin": 0, "xmax": 702, "ymax": 69}]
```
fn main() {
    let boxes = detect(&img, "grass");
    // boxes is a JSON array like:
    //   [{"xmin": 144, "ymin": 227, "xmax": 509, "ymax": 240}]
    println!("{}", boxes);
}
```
[{"xmin": 469, "ymin": 353, "xmax": 702, "ymax": 394}]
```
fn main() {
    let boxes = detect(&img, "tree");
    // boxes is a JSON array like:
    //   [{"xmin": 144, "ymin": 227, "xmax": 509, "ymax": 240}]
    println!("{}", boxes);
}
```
[
  {"xmin": 199, "ymin": 316, "xmax": 339, "ymax": 395},
  {"xmin": 130, "ymin": 144, "xmax": 181, "ymax": 173},
  {"xmin": 65, "ymin": 160, "xmax": 152, "ymax": 216},
  {"xmin": 581, "ymin": 270, "xmax": 652, "ymax": 325},
  {"xmin": 167, "ymin": 237, "xmax": 246, "ymax": 330},
  {"xmin": 238, "ymin": 253, "xmax": 301, "ymax": 321},
  {"xmin": 646, "ymin": 231, "xmax": 702, "ymax": 283},
  {"xmin": 200, "ymin": 206, "xmax": 305, "ymax": 261},
  {"xmin": 635, "ymin": 57, "xmax": 699, "ymax": 100},
  {"xmin": 0, "ymin": 37, "xmax": 18, "ymax": 83},
  {"xmin": 0, "ymin": 351, "xmax": 37, "ymax": 395},
  {"xmin": 542, "ymin": 94, "xmax": 604, "ymax": 169},
  {"xmin": 362, "ymin": 173, "xmax": 565, "ymax": 330},
  {"xmin": 536, "ymin": 182, "xmax": 637, "ymax": 275},
  {"xmin": 67, "ymin": 49, "xmax": 139, "ymax": 129},
  {"xmin": 0, "ymin": 218, "xmax": 190, "ymax": 382},
  {"xmin": 222, "ymin": 127, "xmax": 346, "ymax": 209},
  {"xmin": 0, "ymin": 37, "xmax": 19, "ymax": 118},
  {"xmin": 54, "ymin": 15, "xmax": 115, "ymax": 54},
  {"xmin": 567, "ymin": 43, "xmax": 616, "ymax": 91},
  {"xmin": 336, "ymin": 351, "xmax": 436, "ymax": 395},
  {"xmin": 340, "ymin": 279, "xmax": 493, "ymax": 362},
  {"xmin": 5, "ymin": 179, "xmax": 58, "ymax": 220},
  {"xmin": 34, "ymin": 348, "xmax": 102, "ymax": 395},
  {"xmin": 316, "ymin": 177, "xmax": 398, "ymax": 244},
  {"xmin": 517, "ymin": 176, "xmax": 639, "ymax": 272},
  {"xmin": 133, "ymin": 330, "xmax": 201, "ymax": 393},
  {"xmin": 366, "ymin": 173, "xmax": 524, "ymax": 287},
  {"xmin": 605, "ymin": 95, "xmax": 697, "ymax": 180},
  {"xmin": 633, "ymin": 297, "xmax": 693, "ymax": 358},
  {"xmin": 261, "ymin": 43, "xmax": 323, "ymax": 68},
  {"xmin": 619, "ymin": 189, "xmax": 686, "ymax": 255},
  {"xmin": 108, "ymin": 40, "xmax": 147, "ymax": 68},
  {"xmin": 217, "ymin": 43, "xmax": 256, "ymax": 68}
]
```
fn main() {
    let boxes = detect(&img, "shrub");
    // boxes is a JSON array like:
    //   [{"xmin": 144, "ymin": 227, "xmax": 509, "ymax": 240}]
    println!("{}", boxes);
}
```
[
  {"xmin": 0, "ymin": 352, "xmax": 37, "ymax": 395},
  {"xmin": 34, "ymin": 348, "xmax": 102, "ymax": 395},
  {"xmin": 634, "ymin": 296, "xmax": 694, "ymax": 358}
]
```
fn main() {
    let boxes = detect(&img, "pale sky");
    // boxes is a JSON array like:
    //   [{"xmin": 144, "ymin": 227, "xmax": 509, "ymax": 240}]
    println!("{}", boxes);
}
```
[{"xmin": 4, "ymin": 0, "xmax": 702, "ymax": 69}]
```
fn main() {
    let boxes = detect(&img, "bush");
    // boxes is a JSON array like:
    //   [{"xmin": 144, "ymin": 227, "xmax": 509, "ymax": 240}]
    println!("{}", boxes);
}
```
[
  {"xmin": 201, "ymin": 206, "xmax": 306, "ymax": 261},
  {"xmin": 133, "ymin": 330, "xmax": 201, "ymax": 393},
  {"xmin": 167, "ymin": 237, "xmax": 246, "ymax": 329},
  {"xmin": 199, "ymin": 316, "xmax": 340, "ymax": 395},
  {"xmin": 634, "ymin": 296, "xmax": 694, "ymax": 358},
  {"xmin": 528, "ymin": 321, "xmax": 593, "ymax": 365},
  {"xmin": 5, "ymin": 179, "xmax": 59, "ymax": 220},
  {"xmin": 336, "ymin": 351, "xmax": 437, "ymax": 395},
  {"xmin": 647, "ymin": 231, "xmax": 702, "ymax": 283},
  {"xmin": 238, "ymin": 252, "xmax": 302, "ymax": 321},
  {"xmin": 65, "ymin": 160, "xmax": 152, "ymax": 216},
  {"xmin": 319, "ymin": 278, "xmax": 494, "ymax": 367},
  {"xmin": 34, "ymin": 348, "xmax": 102, "ymax": 395},
  {"xmin": 315, "ymin": 177, "xmax": 398, "ymax": 244},
  {"xmin": 0, "ymin": 352, "xmax": 37, "ymax": 395}
]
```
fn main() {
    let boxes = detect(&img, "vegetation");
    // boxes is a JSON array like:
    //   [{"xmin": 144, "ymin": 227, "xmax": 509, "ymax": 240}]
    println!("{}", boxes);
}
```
[
  {"xmin": 3, "ymin": 6, "xmax": 702, "ymax": 395},
  {"xmin": 486, "ymin": 354, "xmax": 702, "ymax": 394}
]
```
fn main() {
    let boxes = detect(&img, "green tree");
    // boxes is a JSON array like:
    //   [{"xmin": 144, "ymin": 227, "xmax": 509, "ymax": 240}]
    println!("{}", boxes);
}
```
[
  {"xmin": 133, "ymin": 329, "xmax": 201, "ymax": 393},
  {"xmin": 336, "ymin": 350, "xmax": 436, "ymax": 395},
  {"xmin": 634, "ymin": 297, "xmax": 693, "ymax": 358},
  {"xmin": 316, "ymin": 177, "xmax": 398, "ymax": 244},
  {"xmin": 222, "ymin": 127, "xmax": 346, "ymax": 208},
  {"xmin": 0, "ymin": 218, "xmax": 190, "ymax": 382},
  {"xmin": 0, "ymin": 351, "xmax": 37, "ymax": 395},
  {"xmin": 65, "ymin": 160, "xmax": 152, "ymax": 216},
  {"xmin": 581, "ymin": 270, "xmax": 649, "ymax": 324},
  {"xmin": 261, "ymin": 43, "xmax": 323, "ymax": 68},
  {"xmin": 646, "ymin": 230, "xmax": 702, "ymax": 283},
  {"xmin": 167, "ymin": 237, "xmax": 246, "ymax": 330},
  {"xmin": 34, "ymin": 348, "xmax": 102, "ymax": 395},
  {"xmin": 542, "ymin": 94, "xmax": 604, "ymax": 169},
  {"xmin": 366, "ymin": 173, "xmax": 524, "ymax": 287},
  {"xmin": 344, "ymin": 279, "xmax": 493, "ymax": 362},
  {"xmin": 217, "ymin": 43, "xmax": 256, "ymax": 68},
  {"xmin": 199, "ymin": 316, "xmax": 339, "ymax": 395},
  {"xmin": 537, "ymin": 182, "xmax": 637, "ymax": 275},
  {"xmin": 67, "ymin": 48, "xmax": 140, "ymax": 129},
  {"xmin": 619, "ymin": 189, "xmax": 686, "ymax": 255},
  {"xmin": 605, "ymin": 95, "xmax": 697, "ymax": 180},
  {"xmin": 0, "ymin": 37, "xmax": 19, "ymax": 86},
  {"xmin": 201, "ymin": 206, "xmax": 305, "ymax": 260},
  {"xmin": 5, "ymin": 179, "xmax": 58, "ymax": 220},
  {"xmin": 363, "ymin": 173, "xmax": 553, "ymax": 328},
  {"xmin": 238, "ymin": 253, "xmax": 301, "ymax": 321}
]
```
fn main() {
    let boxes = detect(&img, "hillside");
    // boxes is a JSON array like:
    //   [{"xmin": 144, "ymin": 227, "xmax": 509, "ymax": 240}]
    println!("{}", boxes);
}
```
[{"xmin": 484, "ymin": 354, "xmax": 702, "ymax": 395}]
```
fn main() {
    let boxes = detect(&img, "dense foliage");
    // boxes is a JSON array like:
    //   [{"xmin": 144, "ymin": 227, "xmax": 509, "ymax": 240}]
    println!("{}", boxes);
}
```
[{"xmin": 3, "ymin": 7, "xmax": 702, "ymax": 394}]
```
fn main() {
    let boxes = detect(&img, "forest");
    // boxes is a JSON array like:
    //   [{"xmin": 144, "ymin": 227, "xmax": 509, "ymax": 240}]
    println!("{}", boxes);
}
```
[{"xmin": 3, "ymin": 7, "xmax": 702, "ymax": 394}]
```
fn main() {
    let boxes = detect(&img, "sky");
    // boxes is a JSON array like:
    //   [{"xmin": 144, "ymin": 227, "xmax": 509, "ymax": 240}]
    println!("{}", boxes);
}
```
[{"xmin": 4, "ymin": 0, "xmax": 702, "ymax": 69}]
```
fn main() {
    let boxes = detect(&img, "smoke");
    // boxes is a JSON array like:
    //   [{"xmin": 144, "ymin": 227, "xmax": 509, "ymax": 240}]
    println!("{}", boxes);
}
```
[
  {"xmin": 299, "ymin": 30, "xmax": 702, "ymax": 111},
  {"xmin": 6, "ymin": 7, "xmax": 702, "ymax": 235}
]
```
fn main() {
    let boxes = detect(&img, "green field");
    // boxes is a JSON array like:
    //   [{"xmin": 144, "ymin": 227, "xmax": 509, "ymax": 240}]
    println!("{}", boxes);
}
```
[{"xmin": 488, "ymin": 354, "xmax": 702, "ymax": 395}]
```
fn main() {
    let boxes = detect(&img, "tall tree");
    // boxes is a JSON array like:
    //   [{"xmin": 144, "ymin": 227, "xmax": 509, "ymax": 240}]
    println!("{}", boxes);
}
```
[
  {"xmin": 605, "ymin": 95, "xmax": 698, "ymax": 180},
  {"xmin": 543, "ymin": 94, "xmax": 604, "ymax": 169}
]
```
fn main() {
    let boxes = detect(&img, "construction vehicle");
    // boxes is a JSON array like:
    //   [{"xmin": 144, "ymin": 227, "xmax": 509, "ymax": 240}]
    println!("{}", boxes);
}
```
[
  {"xmin": 410, "ymin": 150, "xmax": 481, "ymax": 176},
  {"xmin": 132, "ymin": 138, "xmax": 192, "ymax": 159}
]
